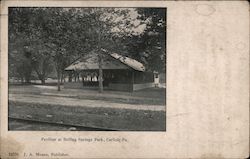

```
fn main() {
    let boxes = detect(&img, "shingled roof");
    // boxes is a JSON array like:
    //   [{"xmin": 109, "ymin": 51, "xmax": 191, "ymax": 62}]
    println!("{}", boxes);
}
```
[{"xmin": 65, "ymin": 50, "xmax": 145, "ymax": 72}]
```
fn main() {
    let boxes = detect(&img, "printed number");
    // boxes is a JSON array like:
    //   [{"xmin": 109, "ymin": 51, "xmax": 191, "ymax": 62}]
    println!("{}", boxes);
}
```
[{"xmin": 9, "ymin": 152, "xmax": 19, "ymax": 156}]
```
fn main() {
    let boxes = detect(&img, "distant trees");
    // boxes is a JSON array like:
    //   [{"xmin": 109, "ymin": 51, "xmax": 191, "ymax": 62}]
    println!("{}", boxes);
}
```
[
  {"xmin": 8, "ymin": 7, "xmax": 166, "ymax": 91},
  {"xmin": 9, "ymin": 8, "xmax": 81, "ymax": 88},
  {"xmin": 9, "ymin": 8, "xmax": 55, "ymax": 84}
]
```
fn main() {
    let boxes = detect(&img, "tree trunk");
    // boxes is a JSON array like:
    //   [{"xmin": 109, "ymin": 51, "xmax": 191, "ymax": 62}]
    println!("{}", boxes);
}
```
[
  {"xmin": 98, "ymin": 53, "xmax": 103, "ymax": 93},
  {"xmin": 74, "ymin": 72, "xmax": 77, "ymax": 82},
  {"xmin": 97, "ymin": 20, "xmax": 103, "ymax": 93},
  {"xmin": 41, "ymin": 78, "xmax": 45, "ymax": 85},
  {"xmin": 68, "ymin": 71, "xmax": 72, "ymax": 82},
  {"xmin": 60, "ymin": 71, "xmax": 64, "ymax": 84},
  {"xmin": 35, "ymin": 71, "xmax": 46, "ymax": 85},
  {"xmin": 57, "ymin": 69, "xmax": 61, "ymax": 91},
  {"xmin": 25, "ymin": 77, "xmax": 30, "ymax": 84}
]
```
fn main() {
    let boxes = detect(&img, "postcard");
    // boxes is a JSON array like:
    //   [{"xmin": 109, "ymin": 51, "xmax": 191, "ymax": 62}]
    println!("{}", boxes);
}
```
[{"xmin": 1, "ymin": 0, "xmax": 249, "ymax": 158}]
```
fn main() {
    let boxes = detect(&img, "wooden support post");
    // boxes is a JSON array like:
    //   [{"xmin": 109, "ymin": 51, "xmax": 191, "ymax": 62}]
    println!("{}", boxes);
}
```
[{"xmin": 131, "ymin": 71, "xmax": 134, "ymax": 92}]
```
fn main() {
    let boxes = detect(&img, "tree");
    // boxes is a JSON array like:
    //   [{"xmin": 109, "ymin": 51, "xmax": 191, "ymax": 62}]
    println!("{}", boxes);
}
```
[
  {"xmin": 31, "ymin": 50, "xmax": 53, "ymax": 84},
  {"xmin": 8, "ymin": 7, "xmax": 158, "ymax": 92},
  {"xmin": 9, "ymin": 8, "xmax": 88, "ymax": 89},
  {"xmin": 71, "ymin": 8, "xmax": 148, "ymax": 92},
  {"xmin": 41, "ymin": 8, "xmax": 91, "ymax": 91},
  {"xmin": 125, "ymin": 8, "xmax": 166, "ymax": 73},
  {"xmin": 9, "ymin": 8, "xmax": 55, "ymax": 84},
  {"xmin": 8, "ymin": 49, "xmax": 33, "ymax": 83}
]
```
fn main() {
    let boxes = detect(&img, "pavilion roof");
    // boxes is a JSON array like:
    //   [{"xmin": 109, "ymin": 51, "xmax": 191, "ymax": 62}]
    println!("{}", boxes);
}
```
[{"xmin": 65, "ymin": 50, "xmax": 145, "ymax": 72}]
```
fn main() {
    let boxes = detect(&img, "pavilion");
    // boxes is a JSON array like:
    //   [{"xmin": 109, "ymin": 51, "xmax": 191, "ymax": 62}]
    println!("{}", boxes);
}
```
[{"xmin": 64, "ymin": 49, "xmax": 155, "ymax": 91}]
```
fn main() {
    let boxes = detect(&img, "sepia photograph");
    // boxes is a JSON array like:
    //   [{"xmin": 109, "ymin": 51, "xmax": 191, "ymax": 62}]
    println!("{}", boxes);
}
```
[{"xmin": 8, "ymin": 7, "xmax": 166, "ymax": 131}]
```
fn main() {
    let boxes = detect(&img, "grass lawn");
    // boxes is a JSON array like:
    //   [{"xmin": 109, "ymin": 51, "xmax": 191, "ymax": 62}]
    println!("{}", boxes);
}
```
[
  {"xmin": 9, "ymin": 84, "xmax": 166, "ymax": 105},
  {"xmin": 9, "ymin": 101, "xmax": 166, "ymax": 131},
  {"xmin": 8, "ymin": 84, "xmax": 166, "ymax": 131}
]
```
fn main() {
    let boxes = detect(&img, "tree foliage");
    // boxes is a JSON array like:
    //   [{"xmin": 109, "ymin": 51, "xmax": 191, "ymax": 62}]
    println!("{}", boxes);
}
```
[
  {"xmin": 125, "ymin": 8, "xmax": 166, "ymax": 73},
  {"xmin": 8, "ymin": 7, "xmax": 166, "ymax": 89}
]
